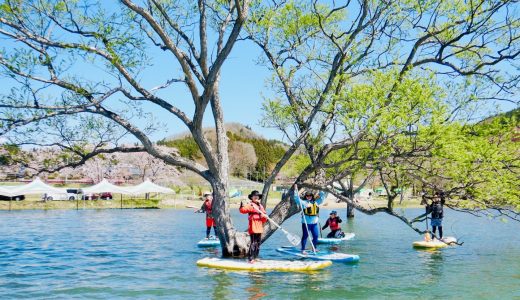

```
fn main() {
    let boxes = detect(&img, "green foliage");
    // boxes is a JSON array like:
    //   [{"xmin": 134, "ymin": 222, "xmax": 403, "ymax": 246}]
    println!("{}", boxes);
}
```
[
  {"xmin": 158, "ymin": 137, "xmax": 202, "ymax": 161},
  {"xmin": 227, "ymin": 131, "xmax": 286, "ymax": 181}
]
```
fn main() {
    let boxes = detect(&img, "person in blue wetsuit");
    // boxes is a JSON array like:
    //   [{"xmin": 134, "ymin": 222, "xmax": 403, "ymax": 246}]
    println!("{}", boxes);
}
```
[{"xmin": 292, "ymin": 184, "xmax": 326, "ymax": 253}]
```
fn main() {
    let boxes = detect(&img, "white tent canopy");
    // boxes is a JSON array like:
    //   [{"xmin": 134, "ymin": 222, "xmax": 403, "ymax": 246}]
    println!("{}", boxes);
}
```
[
  {"xmin": 125, "ymin": 179, "xmax": 174, "ymax": 195},
  {"xmin": 0, "ymin": 186, "xmax": 19, "ymax": 197},
  {"xmin": 82, "ymin": 178, "xmax": 131, "ymax": 194},
  {"xmin": 10, "ymin": 178, "xmax": 66, "ymax": 195}
]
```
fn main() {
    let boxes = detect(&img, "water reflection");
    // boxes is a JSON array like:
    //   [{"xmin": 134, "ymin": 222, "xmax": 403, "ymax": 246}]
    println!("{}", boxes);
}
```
[
  {"xmin": 246, "ymin": 273, "xmax": 268, "ymax": 300},
  {"xmin": 209, "ymin": 270, "xmax": 233, "ymax": 300},
  {"xmin": 417, "ymin": 249, "xmax": 445, "ymax": 282}
]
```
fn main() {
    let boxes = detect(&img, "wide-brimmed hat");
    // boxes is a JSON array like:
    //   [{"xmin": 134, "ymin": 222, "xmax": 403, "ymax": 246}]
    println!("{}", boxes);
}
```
[
  {"xmin": 303, "ymin": 191, "xmax": 314, "ymax": 197},
  {"xmin": 330, "ymin": 211, "xmax": 337, "ymax": 215},
  {"xmin": 248, "ymin": 190, "xmax": 263, "ymax": 200},
  {"xmin": 203, "ymin": 191, "xmax": 213, "ymax": 197}
]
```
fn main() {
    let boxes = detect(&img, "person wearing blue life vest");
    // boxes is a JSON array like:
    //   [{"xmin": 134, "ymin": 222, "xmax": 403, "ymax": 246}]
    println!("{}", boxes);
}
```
[{"xmin": 292, "ymin": 184, "xmax": 326, "ymax": 253}]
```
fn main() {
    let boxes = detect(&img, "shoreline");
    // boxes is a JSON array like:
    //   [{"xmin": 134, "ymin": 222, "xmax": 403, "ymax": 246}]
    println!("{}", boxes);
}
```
[{"xmin": 0, "ymin": 196, "xmax": 426, "ymax": 211}]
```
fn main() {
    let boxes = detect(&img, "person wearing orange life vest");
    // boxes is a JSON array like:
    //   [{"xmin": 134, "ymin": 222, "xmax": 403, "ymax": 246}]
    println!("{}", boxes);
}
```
[
  {"xmin": 197, "ymin": 192, "xmax": 217, "ymax": 239},
  {"xmin": 239, "ymin": 190, "xmax": 267, "ymax": 263},
  {"xmin": 321, "ymin": 211, "xmax": 345, "ymax": 238}
]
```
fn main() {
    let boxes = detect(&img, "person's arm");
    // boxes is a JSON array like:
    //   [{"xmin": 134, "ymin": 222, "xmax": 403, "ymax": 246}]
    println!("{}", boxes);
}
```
[
  {"xmin": 322, "ymin": 219, "xmax": 329, "ymax": 230},
  {"xmin": 292, "ymin": 185, "xmax": 304, "ymax": 207},
  {"xmin": 337, "ymin": 217, "xmax": 342, "ymax": 223},
  {"xmin": 316, "ymin": 191, "xmax": 326, "ymax": 205},
  {"xmin": 239, "ymin": 202, "xmax": 253, "ymax": 214}
]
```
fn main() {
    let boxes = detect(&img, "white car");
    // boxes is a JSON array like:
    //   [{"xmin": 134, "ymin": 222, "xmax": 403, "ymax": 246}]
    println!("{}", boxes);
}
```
[{"xmin": 42, "ymin": 189, "xmax": 83, "ymax": 201}]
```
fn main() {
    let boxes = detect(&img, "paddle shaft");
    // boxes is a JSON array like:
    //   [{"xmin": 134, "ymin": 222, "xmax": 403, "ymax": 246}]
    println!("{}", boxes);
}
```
[{"xmin": 252, "ymin": 206, "xmax": 293, "ymax": 235}]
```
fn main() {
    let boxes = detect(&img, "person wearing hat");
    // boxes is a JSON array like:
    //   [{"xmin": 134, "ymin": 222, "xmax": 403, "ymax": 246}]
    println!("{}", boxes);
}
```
[
  {"xmin": 321, "ymin": 211, "xmax": 344, "ymax": 238},
  {"xmin": 292, "ymin": 184, "xmax": 326, "ymax": 253},
  {"xmin": 239, "ymin": 190, "xmax": 267, "ymax": 263},
  {"xmin": 196, "ymin": 191, "xmax": 217, "ymax": 239}
]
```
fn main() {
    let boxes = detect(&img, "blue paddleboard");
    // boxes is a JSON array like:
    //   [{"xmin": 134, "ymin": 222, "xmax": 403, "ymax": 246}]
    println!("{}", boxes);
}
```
[
  {"xmin": 317, "ymin": 233, "xmax": 356, "ymax": 245},
  {"xmin": 197, "ymin": 237, "xmax": 221, "ymax": 248},
  {"xmin": 276, "ymin": 246, "xmax": 359, "ymax": 263}
]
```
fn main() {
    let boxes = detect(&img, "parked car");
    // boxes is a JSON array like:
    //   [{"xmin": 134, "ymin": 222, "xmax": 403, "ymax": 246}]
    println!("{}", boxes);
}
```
[
  {"xmin": 0, "ymin": 195, "xmax": 25, "ymax": 201},
  {"xmin": 82, "ymin": 192, "xmax": 113, "ymax": 200},
  {"xmin": 43, "ymin": 189, "xmax": 83, "ymax": 201}
]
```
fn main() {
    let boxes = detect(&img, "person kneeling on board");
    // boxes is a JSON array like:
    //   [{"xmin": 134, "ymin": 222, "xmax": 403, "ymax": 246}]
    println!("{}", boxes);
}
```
[
  {"xmin": 292, "ymin": 184, "xmax": 326, "ymax": 253},
  {"xmin": 196, "ymin": 192, "xmax": 218, "ymax": 239},
  {"xmin": 239, "ymin": 190, "xmax": 267, "ymax": 263},
  {"xmin": 427, "ymin": 192, "xmax": 446, "ymax": 240},
  {"xmin": 321, "ymin": 211, "xmax": 345, "ymax": 238}
]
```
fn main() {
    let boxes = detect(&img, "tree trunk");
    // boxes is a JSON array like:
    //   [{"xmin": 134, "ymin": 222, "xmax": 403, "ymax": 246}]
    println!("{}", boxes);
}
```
[
  {"xmin": 211, "ymin": 181, "xmax": 250, "ymax": 257},
  {"xmin": 346, "ymin": 202, "xmax": 355, "ymax": 218}
]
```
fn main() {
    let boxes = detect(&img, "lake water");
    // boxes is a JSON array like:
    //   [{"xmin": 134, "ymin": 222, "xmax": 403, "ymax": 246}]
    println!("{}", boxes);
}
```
[{"xmin": 0, "ymin": 208, "xmax": 519, "ymax": 299}]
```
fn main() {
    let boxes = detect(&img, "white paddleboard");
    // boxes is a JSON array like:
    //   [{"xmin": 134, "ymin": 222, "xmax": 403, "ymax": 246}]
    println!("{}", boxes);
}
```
[{"xmin": 317, "ymin": 233, "xmax": 355, "ymax": 244}]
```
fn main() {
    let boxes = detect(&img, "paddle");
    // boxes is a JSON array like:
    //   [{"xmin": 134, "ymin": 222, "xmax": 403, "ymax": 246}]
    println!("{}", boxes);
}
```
[
  {"xmin": 251, "ymin": 206, "xmax": 301, "ymax": 246},
  {"xmin": 424, "ymin": 200, "xmax": 431, "ymax": 242}
]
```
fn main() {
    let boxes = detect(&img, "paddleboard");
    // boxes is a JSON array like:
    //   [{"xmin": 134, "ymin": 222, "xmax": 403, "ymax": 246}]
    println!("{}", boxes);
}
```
[
  {"xmin": 197, "ymin": 237, "xmax": 221, "ymax": 248},
  {"xmin": 276, "ymin": 246, "xmax": 360, "ymax": 263},
  {"xmin": 196, "ymin": 257, "xmax": 332, "ymax": 272},
  {"xmin": 412, "ymin": 236, "xmax": 457, "ymax": 249},
  {"xmin": 317, "ymin": 233, "xmax": 355, "ymax": 244}
]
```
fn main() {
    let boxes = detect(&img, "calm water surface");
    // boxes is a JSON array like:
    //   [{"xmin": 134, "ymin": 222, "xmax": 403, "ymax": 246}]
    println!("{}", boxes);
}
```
[{"xmin": 0, "ymin": 208, "xmax": 519, "ymax": 299}]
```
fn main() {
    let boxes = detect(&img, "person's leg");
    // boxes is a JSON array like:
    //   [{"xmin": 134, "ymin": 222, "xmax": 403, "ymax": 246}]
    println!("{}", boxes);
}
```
[
  {"xmin": 326, "ymin": 230, "xmax": 335, "ymax": 238},
  {"xmin": 206, "ymin": 226, "xmax": 211, "ymax": 239},
  {"xmin": 213, "ymin": 226, "xmax": 217, "ymax": 237},
  {"xmin": 432, "ymin": 226, "xmax": 437, "ymax": 238},
  {"xmin": 438, "ymin": 226, "xmax": 443, "ymax": 239},
  {"xmin": 248, "ymin": 234, "xmax": 255, "ymax": 262},
  {"xmin": 310, "ymin": 224, "xmax": 319, "ymax": 249},
  {"xmin": 301, "ymin": 223, "xmax": 309, "ymax": 251},
  {"xmin": 254, "ymin": 234, "xmax": 261, "ymax": 259}
]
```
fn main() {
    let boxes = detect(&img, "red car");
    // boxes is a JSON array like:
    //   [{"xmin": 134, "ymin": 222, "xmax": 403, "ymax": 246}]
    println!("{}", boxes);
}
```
[{"xmin": 82, "ymin": 192, "xmax": 113, "ymax": 200}]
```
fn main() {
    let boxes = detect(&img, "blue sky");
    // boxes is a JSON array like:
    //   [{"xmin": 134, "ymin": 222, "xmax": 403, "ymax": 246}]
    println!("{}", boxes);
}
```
[{"xmin": 1, "ymin": 1, "xmax": 518, "ymax": 146}]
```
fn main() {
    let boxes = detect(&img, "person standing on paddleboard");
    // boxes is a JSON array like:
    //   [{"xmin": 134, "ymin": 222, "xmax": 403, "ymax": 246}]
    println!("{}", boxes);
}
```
[
  {"xmin": 321, "ymin": 211, "xmax": 345, "ymax": 238},
  {"xmin": 239, "ymin": 190, "xmax": 267, "ymax": 263},
  {"xmin": 197, "ymin": 192, "xmax": 217, "ymax": 239},
  {"xmin": 427, "ymin": 192, "xmax": 446, "ymax": 240},
  {"xmin": 292, "ymin": 184, "xmax": 326, "ymax": 253}
]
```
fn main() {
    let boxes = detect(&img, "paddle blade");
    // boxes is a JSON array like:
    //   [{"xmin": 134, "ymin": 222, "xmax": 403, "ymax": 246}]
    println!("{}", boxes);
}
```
[{"xmin": 286, "ymin": 232, "xmax": 301, "ymax": 246}]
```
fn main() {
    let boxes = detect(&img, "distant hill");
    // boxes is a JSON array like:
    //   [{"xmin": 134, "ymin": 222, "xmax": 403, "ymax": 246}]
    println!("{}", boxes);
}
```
[{"xmin": 158, "ymin": 123, "xmax": 288, "ymax": 181}]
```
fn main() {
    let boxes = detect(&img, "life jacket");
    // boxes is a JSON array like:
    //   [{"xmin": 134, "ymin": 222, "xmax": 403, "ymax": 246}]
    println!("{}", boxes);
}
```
[
  {"xmin": 304, "ymin": 201, "xmax": 319, "ymax": 216},
  {"xmin": 204, "ymin": 200, "xmax": 213, "ymax": 218},
  {"xmin": 431, "ymin": 202, "xmax": 443, "ymax": 219},
  {"xmin": 248, "ymin": 202, "xmax": 265, "ymax": 221},
  {"xmin": 329, "ymin": 217, "xmax": 340, "ymax": 231}
]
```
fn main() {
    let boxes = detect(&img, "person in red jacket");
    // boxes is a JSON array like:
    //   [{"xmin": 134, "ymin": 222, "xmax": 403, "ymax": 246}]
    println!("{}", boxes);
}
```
[
  {"xmin": 239, "ymin": 190, "xmax": 267, "ymax": 263},
  {"xmin": 321, "ymin": 211, "xmax": 345, "ymax": 238},
  {"xmin": 196, "ymin": 192, "xmax": 217, "ymax": 239}
]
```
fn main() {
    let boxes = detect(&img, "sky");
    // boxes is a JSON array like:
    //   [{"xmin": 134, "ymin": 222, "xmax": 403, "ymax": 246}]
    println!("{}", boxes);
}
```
[{"xmin": 0, "ymin": 1, "xmax": 518, "ymax": 146}]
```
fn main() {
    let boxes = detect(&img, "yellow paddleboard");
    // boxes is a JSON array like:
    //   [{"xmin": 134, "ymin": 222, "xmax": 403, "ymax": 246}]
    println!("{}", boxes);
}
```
[
  {"xmin": 196, "ymin": 257, "xmax": 332, "ymax": 272},
  {"xmin": 413, "ymin": 237, "xmax": 457, "ymax": 249}
]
